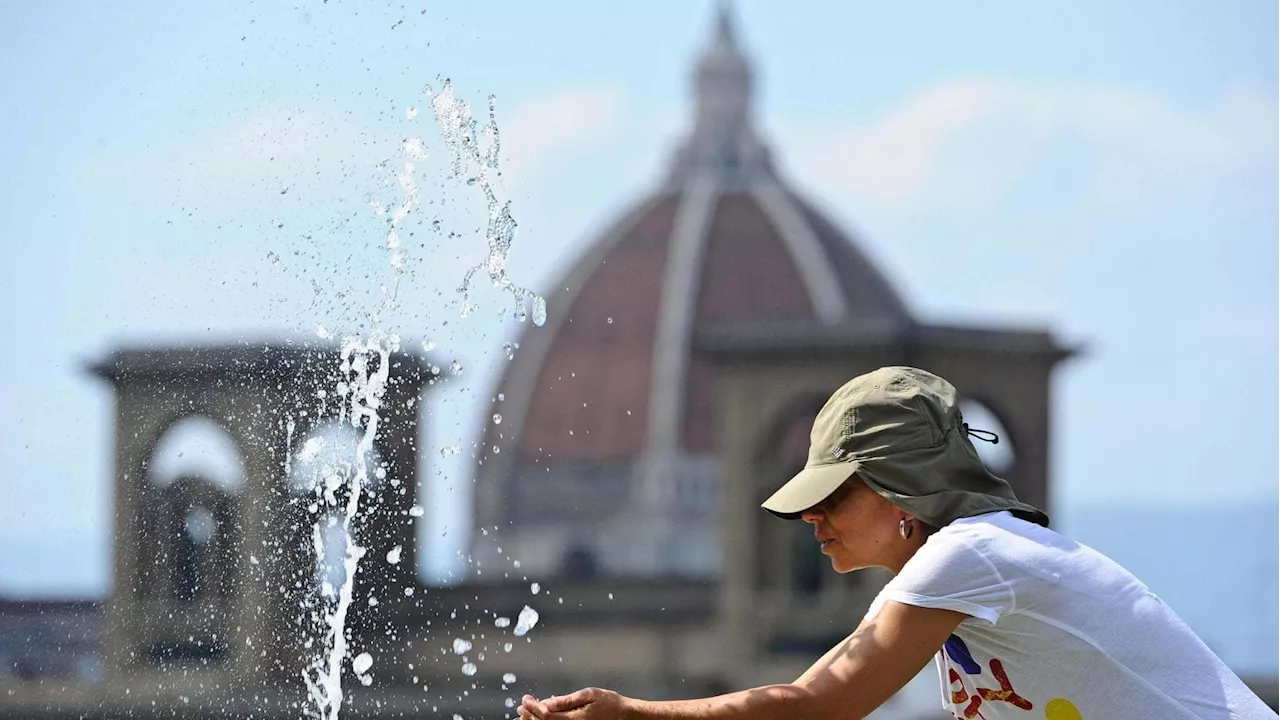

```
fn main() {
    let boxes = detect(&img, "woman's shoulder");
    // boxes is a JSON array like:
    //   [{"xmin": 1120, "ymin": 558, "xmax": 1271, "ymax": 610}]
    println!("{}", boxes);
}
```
[
  {"xmin": 943, "ymin": 510, "xmax": 1068, "ymax": 547},
  {"xmin": 932, "ymin": 511, "xmax": 1081, "ymax": 567},
  {"xmin": 938, "ymin": 511, "xmax": 1141, "ymax": 591}
]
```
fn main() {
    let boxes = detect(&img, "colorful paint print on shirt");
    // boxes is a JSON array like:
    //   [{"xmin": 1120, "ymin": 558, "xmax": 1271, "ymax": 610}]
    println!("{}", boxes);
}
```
[{"xmin": 942, "ymin": 635, "xmax": 1082, "ymax": 719}]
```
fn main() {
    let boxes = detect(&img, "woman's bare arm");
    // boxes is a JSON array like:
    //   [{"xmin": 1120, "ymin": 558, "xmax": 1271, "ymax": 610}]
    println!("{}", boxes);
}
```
[{"xmin": 520, "ymin": 601, "xmax": 963, "ymax": 720}]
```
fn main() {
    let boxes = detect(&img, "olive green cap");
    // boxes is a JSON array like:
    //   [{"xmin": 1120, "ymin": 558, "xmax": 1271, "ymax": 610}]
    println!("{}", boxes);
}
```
[{"xmin": 761, "ymin": 366, "xmax": 1049, "ymax": 528}]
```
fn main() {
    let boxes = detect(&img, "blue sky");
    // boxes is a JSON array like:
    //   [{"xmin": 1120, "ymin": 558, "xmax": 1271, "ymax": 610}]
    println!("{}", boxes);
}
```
[{"xmin": 0, "ymin": 0, "xmax": 1276, "ymax": 670}]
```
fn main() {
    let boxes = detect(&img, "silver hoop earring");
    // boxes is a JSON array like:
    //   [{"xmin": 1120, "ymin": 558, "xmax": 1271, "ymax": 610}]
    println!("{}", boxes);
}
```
[{"xmin": 899, "ymin": 517, "xmax": 914, "ymax": 540}]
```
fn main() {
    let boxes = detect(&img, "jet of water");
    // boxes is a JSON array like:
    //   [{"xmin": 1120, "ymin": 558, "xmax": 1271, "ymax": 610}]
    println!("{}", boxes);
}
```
[
  {"xmin": 426, "ymin": 79, "xmax": 547, "ymax": 326},
  {"xmin": 302, "ymin": 330, "xmax": 399, "ymax": 720}
]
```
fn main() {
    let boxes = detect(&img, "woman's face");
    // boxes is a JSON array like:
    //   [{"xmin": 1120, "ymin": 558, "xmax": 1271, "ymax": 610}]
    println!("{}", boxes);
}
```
[{"xmin": 799, "ymin": 477, "xmax": 900, "ymax": 573}]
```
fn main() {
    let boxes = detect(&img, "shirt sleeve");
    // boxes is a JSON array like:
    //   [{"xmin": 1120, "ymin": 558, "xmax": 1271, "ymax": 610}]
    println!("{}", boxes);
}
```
[{"xmin": 863, "ymin": 530, "xmax": 1014, "ymax": 626}]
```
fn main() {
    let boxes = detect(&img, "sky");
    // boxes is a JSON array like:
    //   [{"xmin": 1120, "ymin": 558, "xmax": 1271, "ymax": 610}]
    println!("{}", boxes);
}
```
[{"xmin": 0, "ymin": 0, "xmax": 1276, "ymax": 672}]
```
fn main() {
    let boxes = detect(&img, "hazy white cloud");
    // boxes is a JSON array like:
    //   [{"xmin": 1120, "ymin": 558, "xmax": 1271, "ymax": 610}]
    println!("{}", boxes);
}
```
[
  {"xmin": 781, "ymin": 79, "xmax": 1278, "ymax": 213},
  {"xmin": 499, "ymin": 89, "xmax": 625, "ymax": 185},
  {"xmin": 86, "ymin": 106, "xmax": 392, "ymax": 211},
  {"xmin": 86, "ymin": 88, "xmax": 628, "ymax": 215},
  {"xmin": 786, "ymin": 80, "xmax": 1004, "ymax": 204}
]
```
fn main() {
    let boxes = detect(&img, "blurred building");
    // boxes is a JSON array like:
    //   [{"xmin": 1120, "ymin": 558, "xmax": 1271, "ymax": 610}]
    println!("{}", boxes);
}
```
[
  {"xmin": 473, "ymin": 6, "xmax": 914, "ymax": 581},
  {"xmin": 2, "ymin": 6, "xmax": 1272, "ymax": 720},
  {"xmin": 0, "ymin": 599, "xmax": 102, "ymax": 681}
]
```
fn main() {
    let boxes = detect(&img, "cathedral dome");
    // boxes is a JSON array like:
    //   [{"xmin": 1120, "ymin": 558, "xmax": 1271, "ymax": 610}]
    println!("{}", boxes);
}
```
[{"xmin": 473, "ymin": 7, "xmax": 910, "ymax": 577}]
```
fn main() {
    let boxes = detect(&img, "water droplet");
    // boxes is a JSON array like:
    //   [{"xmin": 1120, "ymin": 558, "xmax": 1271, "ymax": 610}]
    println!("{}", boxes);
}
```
[
  {"xmin": 606, "ymin": 317, "xmax": 613, "ymax": 324},
  {"xmin": 502, "ymin": 672, "xmax": 517, "ymax": 684},
  {"xmin": 505, "ymin": 697, "xmax": 516, "ymax": 708},
  {"xmin": 530, "ymin": 582, "xmax": 540, "ymax": 595},
  {"xmin": 503, "ymin": 642, "xmax": 513, "ymax": 653},
  {"xmin": 406, "ymin": 106, "xmax": 419, "ymax": 120},
  {"xmin": 531, "ymin": 296, "xmax": 547, "ymax": 326},
  {"xmin": 608, "ymin": 593, "xmax": 614, "ymax": 600},
  {"xmin": 494, "ymin": 616, "xmax": 510, "ymax": 628},
  {"xmin": 492, "ymin": 445, "xmax": 500, "ymax": 454},
  {"xmin": 502, "ymin": 342, "xmax": 516, "ymax": 360},
  {"xmin": 497, "ymin": 393, "xmax": 505, "ymax": 401},
  {"xmin": 368, "ymin": 596, "xmax": 378, "ymax": 606},
  {"xmin": 408, "ymin": 505, "xmax": 425, "ymax": 517},
  {"xmin": 249, "ymin": 555, "xmax": 259, "ymax": 565},
  {"xmin": 461, "ymin": 662, "xmax": 477, "ymax": 676},
  {"xmin": 387, "ymin": 226, "xmax": 401, "ymax": 248},
  {"xmin": 452, "ymin": 638, "xmax": 472, "ymax": 655},
  {"xmin": 513, "ymin": 605, "xmax": 539, "ymax": 637},
  {"xmin": 267, "ymin": 251, "xmax": 281, "ymax": 265},
  {"xmin": 352, "ymin": 652, "xmax": 373, "ymax": 675},
  {"xmin": 492, "ymin": 414, "xmax": 502, "ymax": 425},
  {"xmin": 402, "ymin": 137, "xmax": 426, "ymax": 161},
  {"xmin": 386, "ymin": 545, "xmax": 402, "ymax": 565},
  {"xmin": 422, "ymin": 338, "xmax": 436, "ymax": 352},
  {"xmin": 449, "ymin": 360, "xmax": 463, "ymax": 376},
  {"xmin": 439, "ymin": 445, "xmax": 462, "ymax": 457},
  {"xmin": 316, "ymin": 325, "xmax": 331, "ymax": 339}
]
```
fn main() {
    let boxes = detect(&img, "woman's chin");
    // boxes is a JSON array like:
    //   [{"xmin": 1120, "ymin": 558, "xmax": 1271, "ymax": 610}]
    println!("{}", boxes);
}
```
[{"xmin": 828, "ymin": 554, "xmax": 865, "ymax": 574}]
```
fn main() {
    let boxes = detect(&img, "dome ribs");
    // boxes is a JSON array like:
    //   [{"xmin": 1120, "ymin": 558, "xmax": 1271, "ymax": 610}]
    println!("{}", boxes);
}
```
[
  {"xmin": 791, "ymin": 195, "xmax": 912, "ymax": 322},
  {"xmin": 517, "ymin": 196, "xmax": 678, "ymax": 462}
]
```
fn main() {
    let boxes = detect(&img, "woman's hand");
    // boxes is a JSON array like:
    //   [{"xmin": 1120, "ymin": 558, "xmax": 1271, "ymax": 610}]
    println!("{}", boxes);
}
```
[{"xmin": 518, "ymin": 688, "xmax": 632, "ymax": 720}]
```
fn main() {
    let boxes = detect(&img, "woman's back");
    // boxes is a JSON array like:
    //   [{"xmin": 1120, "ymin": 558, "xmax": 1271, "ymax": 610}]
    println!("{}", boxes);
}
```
[{"xmin": 866, "ymin": 511, "xmax": 1275, "ymax": 719}]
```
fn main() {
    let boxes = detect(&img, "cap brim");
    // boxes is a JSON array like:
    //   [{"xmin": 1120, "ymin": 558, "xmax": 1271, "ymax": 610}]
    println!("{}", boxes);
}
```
[{"xmin": 761, "ymin": 460, "xmax": 860, "ymax": 519}]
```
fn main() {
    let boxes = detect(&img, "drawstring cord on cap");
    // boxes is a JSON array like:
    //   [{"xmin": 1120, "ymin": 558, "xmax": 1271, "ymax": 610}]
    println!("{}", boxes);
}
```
[{"xmin": 963, "ymin": 423, "xmax": 1000, "ymax": 445}]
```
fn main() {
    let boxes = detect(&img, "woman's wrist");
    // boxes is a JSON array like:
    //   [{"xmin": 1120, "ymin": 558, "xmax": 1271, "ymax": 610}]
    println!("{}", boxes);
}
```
[{"xmin": 620, "ymin": 695, "xmax": 649, "ymax": 720}]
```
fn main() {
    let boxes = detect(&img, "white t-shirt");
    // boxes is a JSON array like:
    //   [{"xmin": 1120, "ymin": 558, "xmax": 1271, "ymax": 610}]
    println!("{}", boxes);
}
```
[{"xmin": 865, "ymin": 511, "xmax": 1276, "ymax": 719}]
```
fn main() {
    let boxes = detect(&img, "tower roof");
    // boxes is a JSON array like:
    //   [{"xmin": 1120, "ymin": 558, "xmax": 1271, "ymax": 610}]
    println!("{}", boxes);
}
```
[{"xmin": 668, "ymin": 0, "xmax": 769, "ymax": 186}]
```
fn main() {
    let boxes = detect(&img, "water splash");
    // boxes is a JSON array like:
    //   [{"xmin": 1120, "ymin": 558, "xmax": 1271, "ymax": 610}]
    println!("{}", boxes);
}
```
[
  {"xmin": 384, "ymin": 138, "xmax": 424, "ymax": 293},
  {"xmin": 512, "ymin": 605, "xmax": 539, "ymax": 637},
  {"xmin": 425, "ymin": 79, "xmax": 546, "ymax": 325},
  {"xmin": 281, "ymin": 77, "xmax": 550, "ymax": 720},
  {"xmin": 301, "ymin": 331, "xmax": 399, "ymax": 720}
]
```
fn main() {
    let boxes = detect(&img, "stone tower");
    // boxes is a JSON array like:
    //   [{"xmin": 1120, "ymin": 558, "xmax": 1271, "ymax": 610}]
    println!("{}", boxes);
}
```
[{"xmin": 91, "ymin": 344, "xmax": 427, "ymax": 688}]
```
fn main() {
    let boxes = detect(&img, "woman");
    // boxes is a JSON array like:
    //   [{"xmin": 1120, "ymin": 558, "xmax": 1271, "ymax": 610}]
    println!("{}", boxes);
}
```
[{"xmin": 519, "ymin": 367, "xmax": 1276, "ymax": 719}]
